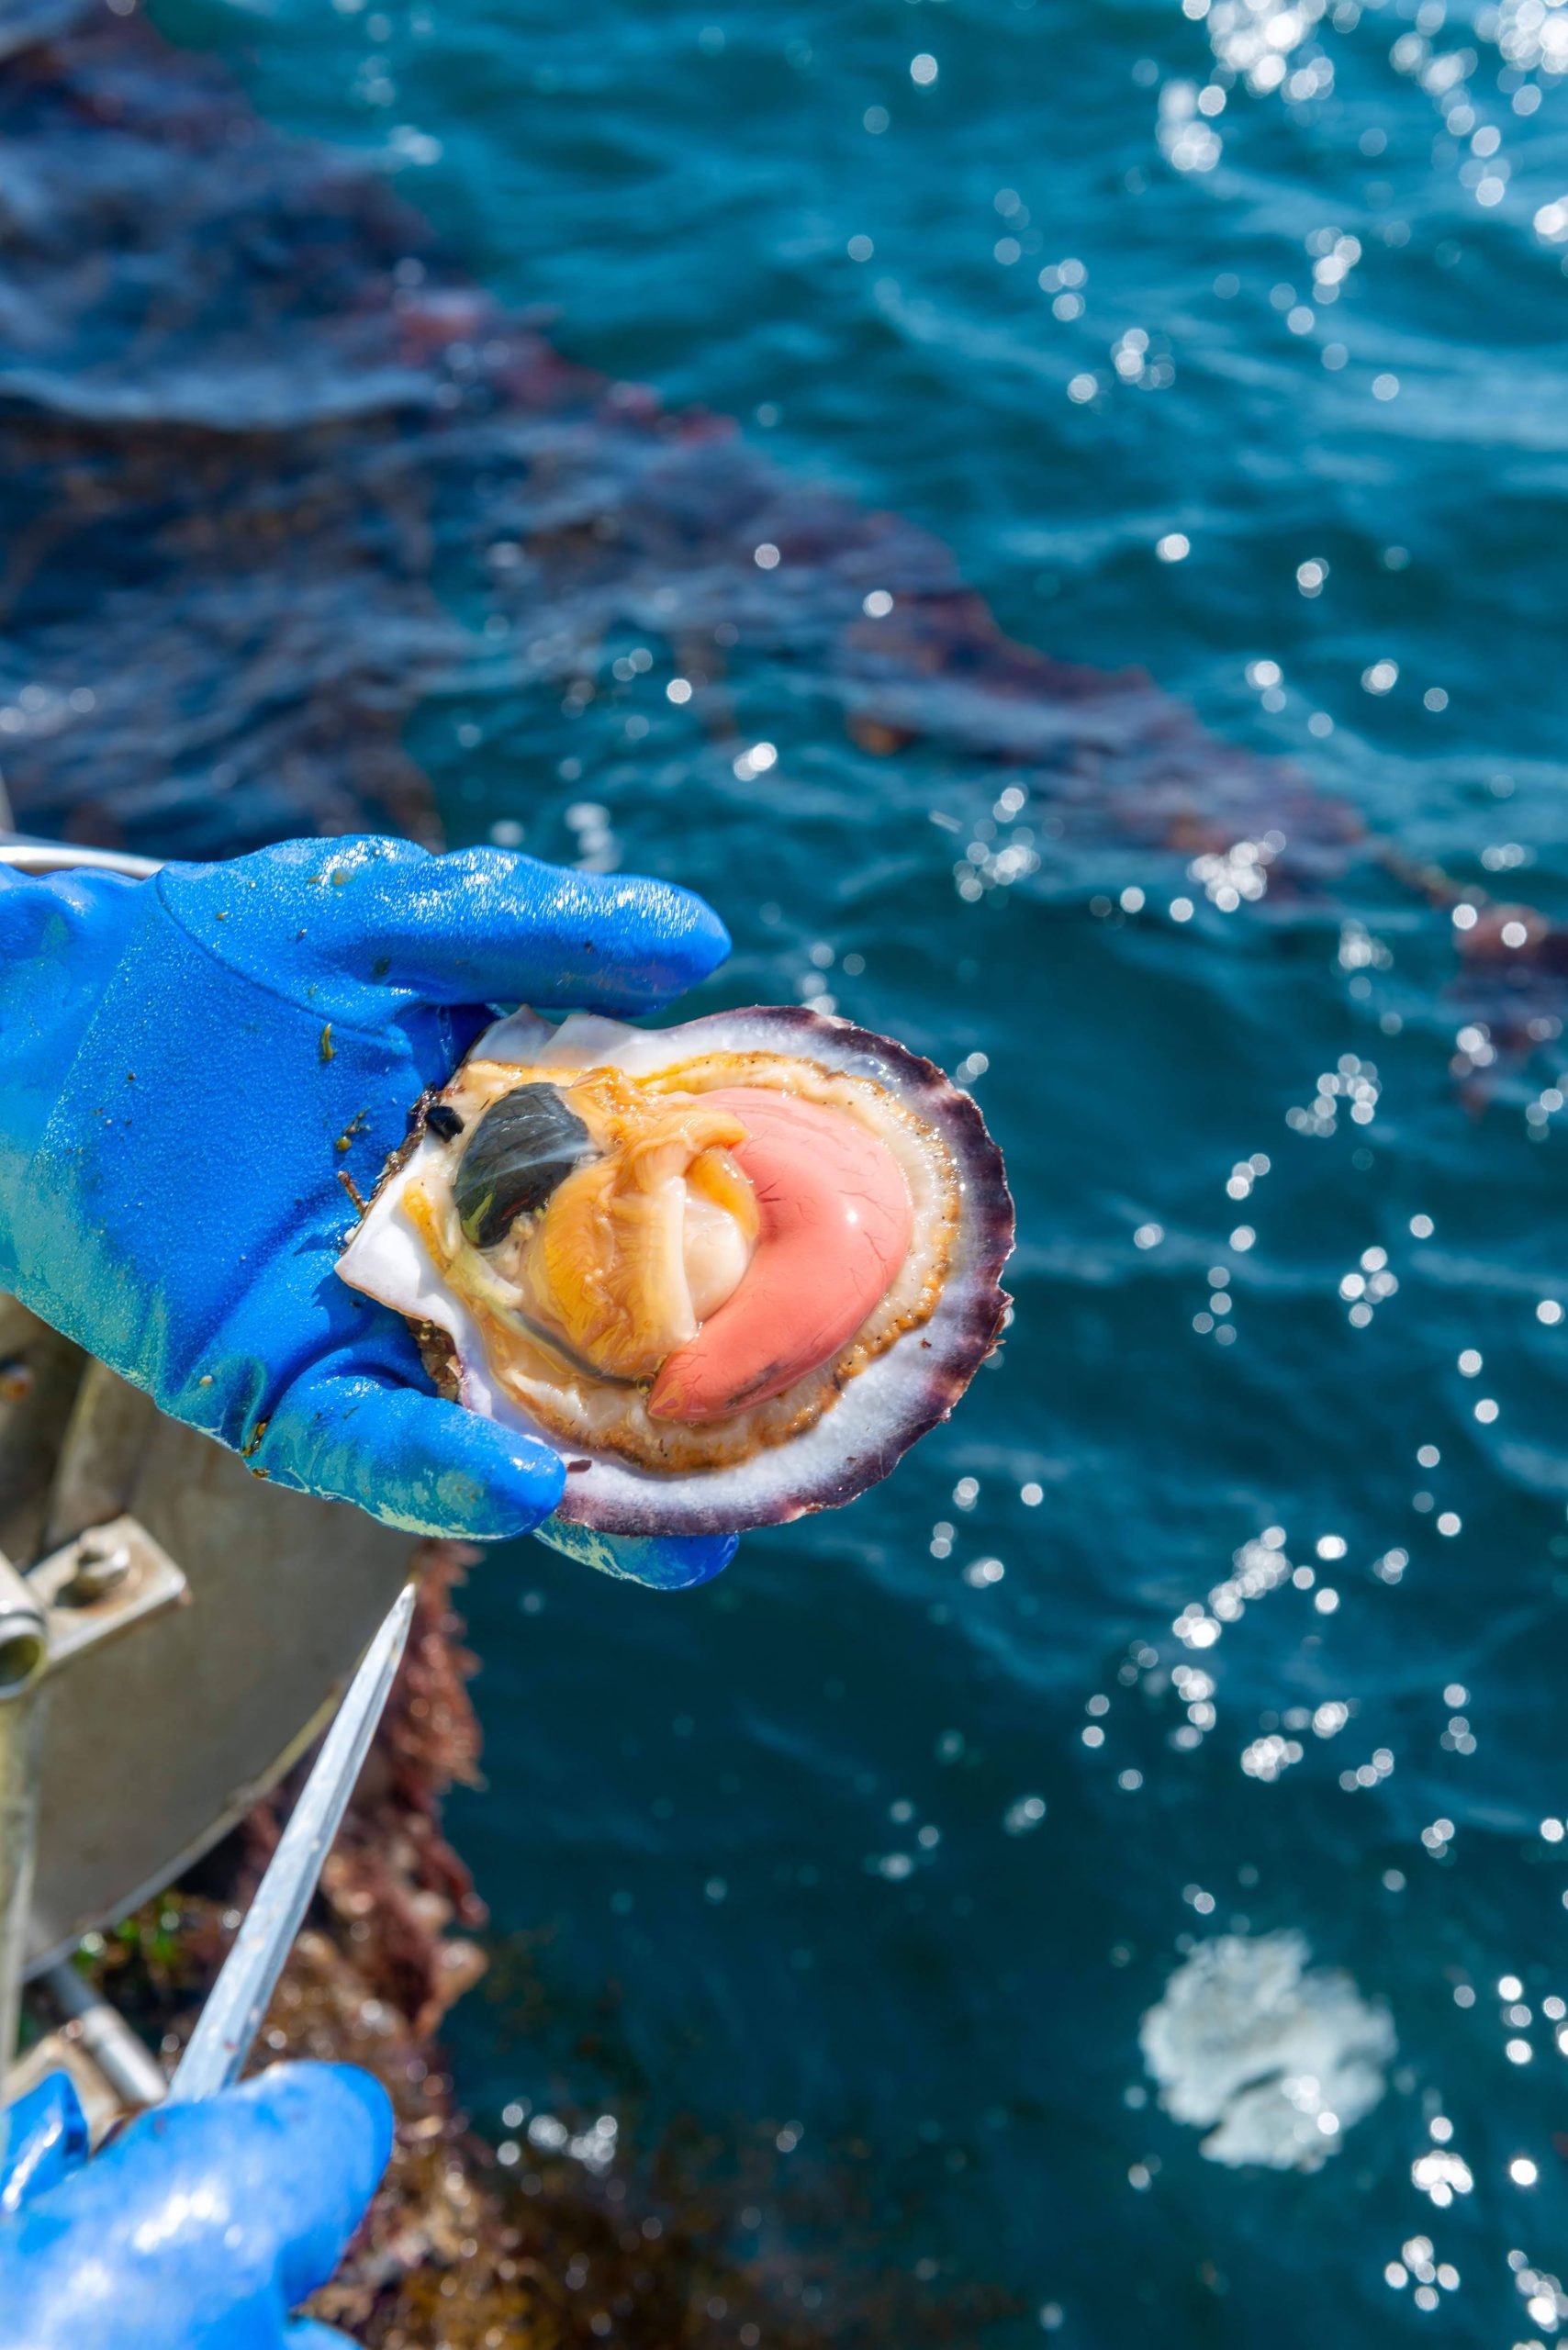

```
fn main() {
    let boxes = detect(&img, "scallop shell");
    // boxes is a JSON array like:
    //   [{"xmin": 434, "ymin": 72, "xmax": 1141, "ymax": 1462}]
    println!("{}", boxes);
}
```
[{"xmin": 338, "ymin": 1006, "xmax": 1013, "ymax": 1535}]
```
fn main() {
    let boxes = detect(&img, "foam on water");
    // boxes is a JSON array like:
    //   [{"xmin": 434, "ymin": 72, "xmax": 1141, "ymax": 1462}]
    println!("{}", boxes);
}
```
[{"xmin": 1140, "ymin": 1930, "xmax": 1394, "ymax": 2169}]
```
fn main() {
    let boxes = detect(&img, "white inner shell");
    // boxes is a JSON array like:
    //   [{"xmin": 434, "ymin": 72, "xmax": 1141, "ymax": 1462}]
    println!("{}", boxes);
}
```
[{"xmin": 338, "ymin": 1008, "xmax": 979, "ymax": 1529}]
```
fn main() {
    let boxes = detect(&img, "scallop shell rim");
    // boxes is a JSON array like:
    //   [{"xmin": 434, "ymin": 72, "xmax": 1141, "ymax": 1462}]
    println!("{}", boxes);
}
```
[{"xmin": 348, "ymin": 1004, "xmax": 1014, "ymax": 1536}]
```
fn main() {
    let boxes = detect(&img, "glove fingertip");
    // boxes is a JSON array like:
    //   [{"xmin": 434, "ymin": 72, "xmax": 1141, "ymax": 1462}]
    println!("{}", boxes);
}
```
[
  {"xmin": 311, "ymin": 2064, "xmax": 396, "ymax": 2177},
  {"xmin": 240, "ymin": 2061, "xmax": 393, "ymax": 2183},
  {"xmin": 534, "ymin": 1516, "xmax": 739, "ymax": 1591},
  {"xmin": 658, "ymin": 890, "xmax": 732, "ymax": 993},
  {"xmin": 455, "ymin": 1415, "xmax": 566, "ymax": 1540},
  {"xmin": 571, "ymin": 876, "xmax": 730, "ymax": 1012}
]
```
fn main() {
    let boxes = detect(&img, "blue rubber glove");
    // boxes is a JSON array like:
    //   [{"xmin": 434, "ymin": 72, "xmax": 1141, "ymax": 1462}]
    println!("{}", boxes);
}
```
[
  {"xmin": 0, "ymin": 2077, "xmax": 89, "ymax": 2220},
  {"xmin": 0, "ymin": 836, "xmax": 735, "ymax": 1587},
  {"xmin": 0, "ymin": 2063, "xmax": 390, "ymax": 2348}
]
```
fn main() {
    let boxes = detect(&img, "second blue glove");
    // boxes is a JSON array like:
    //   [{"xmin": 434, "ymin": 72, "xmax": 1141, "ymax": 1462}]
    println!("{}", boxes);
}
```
[{"xmin": 0, "ymin": 2063, "xmax": 390, "ymax": 2348}]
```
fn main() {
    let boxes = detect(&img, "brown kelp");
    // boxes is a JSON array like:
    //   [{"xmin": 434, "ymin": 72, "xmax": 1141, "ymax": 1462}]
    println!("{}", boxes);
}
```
[
  {"xmin": 6, "ymin": 1, "xmax": 1564, "ymax": 1073},
  {"xmin": 6, "ymin": 2, "xmax": 1564, "ymax": 1061},
  {"xmin": 0, "ymin": 1, "xmax": 1365, "ymax": 878}
]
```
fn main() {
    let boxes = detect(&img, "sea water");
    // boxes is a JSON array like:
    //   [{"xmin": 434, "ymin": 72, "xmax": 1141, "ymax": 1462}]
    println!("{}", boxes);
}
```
[{"xmin": 131, "ymin": 0, "xmax": 1568, "ymax": 2336}]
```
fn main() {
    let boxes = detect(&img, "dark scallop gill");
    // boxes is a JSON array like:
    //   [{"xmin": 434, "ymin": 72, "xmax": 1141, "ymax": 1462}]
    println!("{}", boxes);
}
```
[{"xmin": 454, "ymin": 1085, "xmax": 597, "ymax": 1248}]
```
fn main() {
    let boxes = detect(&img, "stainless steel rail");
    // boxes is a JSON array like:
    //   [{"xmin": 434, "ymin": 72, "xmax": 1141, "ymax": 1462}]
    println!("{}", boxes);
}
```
[{"xmin": 0, "ymin": 1557, "xmax": 49, "ymax": 2175}]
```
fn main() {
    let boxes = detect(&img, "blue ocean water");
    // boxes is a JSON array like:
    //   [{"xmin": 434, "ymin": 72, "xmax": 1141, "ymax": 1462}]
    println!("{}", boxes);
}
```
[{"xmin": 131, "ymin": 0, "xmax": 1568, "ymax": 2337}]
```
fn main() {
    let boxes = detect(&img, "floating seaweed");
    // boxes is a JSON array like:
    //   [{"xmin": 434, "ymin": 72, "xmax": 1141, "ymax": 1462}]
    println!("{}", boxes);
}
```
[
  {"xmin": 5, "ymin": 2, "xmax": 1563, "ymax": 1058},
  {"xmin": 0, "ymin": 2, "xmax": 1374, "ymax": 883}
]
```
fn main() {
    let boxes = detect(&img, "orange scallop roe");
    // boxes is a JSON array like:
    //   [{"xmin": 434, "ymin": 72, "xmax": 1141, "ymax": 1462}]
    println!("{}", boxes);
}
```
[
  {"xmin": 524, "ymin": 1093, "xmax": 748, "ymax": 1379},
  {"xmin": 647, "ymin": 1086, "xmax": 913, "ymax": 1423}
]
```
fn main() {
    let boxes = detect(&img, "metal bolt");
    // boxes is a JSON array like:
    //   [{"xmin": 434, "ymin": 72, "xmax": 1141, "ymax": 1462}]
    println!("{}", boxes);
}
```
[{"xmin": 57, "ymin": 1537, "xmax": 134, "ymax": 1609}]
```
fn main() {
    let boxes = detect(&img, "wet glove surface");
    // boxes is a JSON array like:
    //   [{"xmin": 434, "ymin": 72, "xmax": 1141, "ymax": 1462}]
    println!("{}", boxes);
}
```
[
  {"xmin": 0, "ymin": 836, "xmax": 735, "ymax": 1585},
  {"xmin": 0, "ymin": 2062, "xmax": 389, "ymax": 2349}
]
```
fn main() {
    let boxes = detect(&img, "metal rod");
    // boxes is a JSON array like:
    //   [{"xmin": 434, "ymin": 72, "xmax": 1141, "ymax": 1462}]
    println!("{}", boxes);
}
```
[
  {"xmin": 165, "ymin": 1580, "xmax": 416, "ymax": 2106},
  {"xmin": 0, "ymin": 1553, "xmax": 50, "ymax": 2174},
  {"xmin": 0, "ymin": 842, "xmax": 161, "ymax": 880},
  {"xmin": 42, "ymin": 1960, "xmax": 166, "ymax": 2112}
]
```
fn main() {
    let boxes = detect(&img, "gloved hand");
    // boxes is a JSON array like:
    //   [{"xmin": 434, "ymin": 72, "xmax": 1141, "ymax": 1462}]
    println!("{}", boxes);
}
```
[
  {"xmin": 0, "ymin": 836, "xmax": 735, "ymax": 1588},
  {"xmin": 0, "ymin": 2063, "xmax": 390, "ymax": 2348}
]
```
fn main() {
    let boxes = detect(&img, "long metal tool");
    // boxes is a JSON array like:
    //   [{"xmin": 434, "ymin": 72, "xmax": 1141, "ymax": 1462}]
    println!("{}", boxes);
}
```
[
  {"xmin": 0, "ymin": 1555, "xmax": 49, "ymax": 2177},
  {"xmin": 164, "ymin": 1579, "xmax": 417, "ymax": 2105}
]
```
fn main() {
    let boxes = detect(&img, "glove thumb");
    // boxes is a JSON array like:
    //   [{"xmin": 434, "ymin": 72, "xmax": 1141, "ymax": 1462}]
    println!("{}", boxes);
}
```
[
  {"xmin": 0, "ymin": 2062, "xmax": 392, "ymax": 2349},
  {"xmin": 231, "ymin": 2064, "xmax": 394, "ymax": 2311}
]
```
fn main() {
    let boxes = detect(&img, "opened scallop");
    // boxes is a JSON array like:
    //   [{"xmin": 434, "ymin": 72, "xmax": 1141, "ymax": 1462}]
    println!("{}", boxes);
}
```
[{"xmin": 337, "ymin": 1006, "xmax": 1013, "ymax": 1535}]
